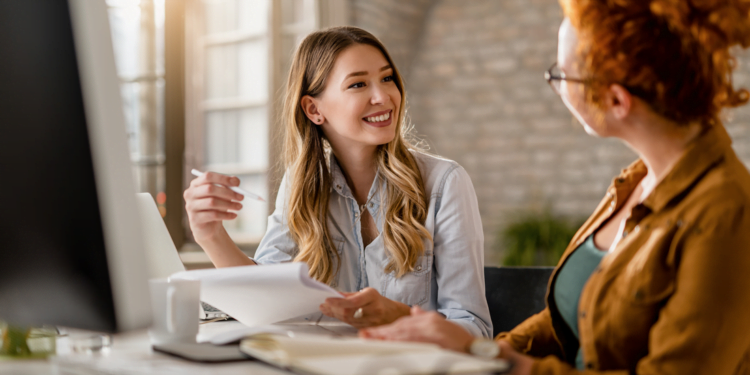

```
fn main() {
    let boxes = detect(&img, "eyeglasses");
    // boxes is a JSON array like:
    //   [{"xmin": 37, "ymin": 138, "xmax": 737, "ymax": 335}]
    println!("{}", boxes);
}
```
[{"xmin": 544, "ymin": 62, "xmax": 587, "ymax": 95}]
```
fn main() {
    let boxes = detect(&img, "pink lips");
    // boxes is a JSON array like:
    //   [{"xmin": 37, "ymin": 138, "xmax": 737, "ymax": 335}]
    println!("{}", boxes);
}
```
[{"xmin": 362, "ymin": 110, "xmax": 393, "ymax": 128}]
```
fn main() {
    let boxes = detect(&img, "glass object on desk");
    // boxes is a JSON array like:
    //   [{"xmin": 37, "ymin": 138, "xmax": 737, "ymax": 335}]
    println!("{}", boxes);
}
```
[
  {"xmin": 0, "ymin": 322, "xmax": 57, "ymax": 359},
  {"xmin": 68, "ymin": 333, "xmax": 113, "ymax": 354}
]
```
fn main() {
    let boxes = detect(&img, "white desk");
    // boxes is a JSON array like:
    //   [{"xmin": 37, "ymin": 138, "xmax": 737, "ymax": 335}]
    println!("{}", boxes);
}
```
[{"xmin": 0, "ymin": 319, "xmax": 359, "ymax": 375}]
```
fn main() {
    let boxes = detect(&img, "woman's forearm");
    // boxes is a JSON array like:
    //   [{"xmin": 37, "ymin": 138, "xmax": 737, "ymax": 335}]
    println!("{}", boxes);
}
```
[{"xmin": 196, "ymin": 228, "xmax": 256, "ymax": 268}]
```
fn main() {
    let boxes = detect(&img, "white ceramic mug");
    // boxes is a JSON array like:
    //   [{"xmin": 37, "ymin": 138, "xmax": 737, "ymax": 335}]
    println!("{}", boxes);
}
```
[{"xmin": 148, "ymin": 278, "xmax": 200, "ymax": 345}]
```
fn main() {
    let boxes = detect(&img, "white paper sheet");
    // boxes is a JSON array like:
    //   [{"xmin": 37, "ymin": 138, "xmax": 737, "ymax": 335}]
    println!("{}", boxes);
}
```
[{"xmin": 170, "ymin": 262, "xmax": 343, "ymax": 327}]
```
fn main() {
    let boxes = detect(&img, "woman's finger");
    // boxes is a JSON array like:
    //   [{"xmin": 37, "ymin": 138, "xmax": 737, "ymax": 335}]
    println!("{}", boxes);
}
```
[
  {"xmin": 191, "ymin": 183, "xmax": 243, "ymax": 202},
  {"xmin": 190, "ymin": 210, "xmax": 237, "ymax": 224},
  {"xmin": 195, "ymin": 171, "xmax": 240, "ymax": 188},
  {"xmin": 361, "ymin": 322, "xmax": 411, "ymax": 340},
  {"xmin": 347, "ymin": 288, "xmax": 377, "ymax": 306},
  {"xmin": 189, "ymin": 197, "xmax": 243, "ymax": 212}
]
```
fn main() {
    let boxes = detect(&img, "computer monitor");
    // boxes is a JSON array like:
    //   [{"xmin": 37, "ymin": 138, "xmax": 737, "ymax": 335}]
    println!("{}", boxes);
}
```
[{"xmin": 0, "ymin": 0, "xmax": 152, "ymax": 332}]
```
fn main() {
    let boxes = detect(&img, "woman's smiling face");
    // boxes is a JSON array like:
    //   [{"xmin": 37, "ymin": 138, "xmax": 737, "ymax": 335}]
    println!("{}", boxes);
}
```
[{"xmin": 311, "ymin": 43, "xmax": 402, "ymax": 150}]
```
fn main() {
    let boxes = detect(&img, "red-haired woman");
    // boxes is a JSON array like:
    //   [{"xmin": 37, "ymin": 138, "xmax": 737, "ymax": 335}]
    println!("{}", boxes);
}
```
[{"xmin": 361, "ymin": 1, "xmax": 750, "ymax": 374}]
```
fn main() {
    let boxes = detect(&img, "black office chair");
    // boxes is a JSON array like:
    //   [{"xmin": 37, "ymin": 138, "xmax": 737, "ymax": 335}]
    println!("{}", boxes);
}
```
[{"xmin": 484, "ymin": 266, "xmax": 555, "ymax": 337}]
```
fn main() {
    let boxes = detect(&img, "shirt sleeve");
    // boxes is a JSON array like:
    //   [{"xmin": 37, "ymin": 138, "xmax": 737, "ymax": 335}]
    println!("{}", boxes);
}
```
[
  {"xmin": 432, "ymin": 165, "xmax": 493, "ymax": 338},
  {"xmin": 496, "ymin": 307, "xmax": 565, "ymax": 359},
  {"xmin": 251, "ymin": 172, "xmax": 298, "ymax": 264}
]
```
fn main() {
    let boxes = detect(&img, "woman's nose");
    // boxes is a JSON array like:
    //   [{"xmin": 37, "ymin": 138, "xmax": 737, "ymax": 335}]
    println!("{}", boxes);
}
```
[{"xmin": 370, "ymin": 84, "xmax": 388, "ymax": 105}]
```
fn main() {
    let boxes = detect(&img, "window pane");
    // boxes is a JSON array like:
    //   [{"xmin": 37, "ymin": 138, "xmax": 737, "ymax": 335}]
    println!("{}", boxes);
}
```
[
  {"xmin": 108, "ymin": 0, "xmax": 165, "ymax": 199},
  {"xmin": 224, "ymin": 173, "xmax": 268, "ymax": 240},
  {"xmin": 281, "ymin": 0, "xmax": 306, "ymax": 26},
  {"xmin": 206, "ymin": 39, "xmax": 267, "ymax": 101},
  {"xmin": 237, "ymin": 0, "xmax": 269, "ymax": 34},
  {"xmin": 206, "ymin": 44, "xmax": 239, "ymax": 99},
  {"xmin": 280, "ymin": 33, "xmax": 305, "ymax": 75},
  {"xmin": 108, "ymin": 4, "xmax": 141, "ymax": 77},
  {"xmin": 238, "ymin": 107, "xmax": 269, "ymax": 170},
  {"xmin": 120, "ymin": 82, "xmax": 141, "ymax": 155},
  {"xmin": 205, "ymin": 107, "xmax": 268, "ymax": 170},
  {"xmin": 238, "ymin": 39, "xmax": 269, "ymax": 101},
  {"xmin": 204, "ymin": 0, "xmax": 237, "ymax": 34},
  {"xmin": 205, "ymin": 110, "xmax": 240, "ymax": 165}
]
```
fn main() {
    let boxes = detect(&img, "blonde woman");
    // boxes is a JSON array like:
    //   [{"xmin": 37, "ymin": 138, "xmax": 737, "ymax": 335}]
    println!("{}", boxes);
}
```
[
  {"xmin": 362, "ymin": 1, "xmax": 750, "ymax": 373},
  {"xmin": 183, "ymin": 26, "xmax": 492, "ymax": 337}
]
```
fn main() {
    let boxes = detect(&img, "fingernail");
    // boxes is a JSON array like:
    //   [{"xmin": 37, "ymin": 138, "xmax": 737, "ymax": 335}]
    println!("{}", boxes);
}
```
[{"xmin": 236, "ymin": 194, "xmax": 244, "ymax": 201}]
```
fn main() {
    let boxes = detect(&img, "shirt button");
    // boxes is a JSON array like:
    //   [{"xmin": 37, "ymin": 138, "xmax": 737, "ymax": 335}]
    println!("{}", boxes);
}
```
[
  {"xmin": 369, "ymin": 202, "xmax": 374, "ymax": 208},
  {"xmin": 416, "ymin": 265, "xmax": 422, "ymax": 271},
  {"xmin": 336, "ymin": 184, "xmax": 341, "ymax": 189},
  {"xmin": 634, "ymin": 290, "xmax": 645, "ymax": 300}
]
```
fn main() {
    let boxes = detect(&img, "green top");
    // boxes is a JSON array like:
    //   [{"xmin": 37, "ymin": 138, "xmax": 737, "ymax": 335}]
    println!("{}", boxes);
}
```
[{"xmin": 553, "ymin": 233, "xmax": 607, "ymax": 370}]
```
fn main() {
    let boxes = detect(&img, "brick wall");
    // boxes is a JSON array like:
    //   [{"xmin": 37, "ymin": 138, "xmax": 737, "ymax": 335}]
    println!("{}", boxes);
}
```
[
  {"xmin": 349, "ymin": 0, "xmax": 433, "ymax": 81},
  {"xmin": 350, "ymin": 0, "xmax": 750, "ymax": 265}
]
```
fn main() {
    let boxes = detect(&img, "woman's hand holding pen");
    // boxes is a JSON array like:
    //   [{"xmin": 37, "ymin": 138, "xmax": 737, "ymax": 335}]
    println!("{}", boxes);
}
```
[
  {"xmin": 184, "ymin": 171, "xmax": 245, "ymax": 242},
  {"xmin": 319, "ymin": 287, "xmax": 411, "ymax": 328}
]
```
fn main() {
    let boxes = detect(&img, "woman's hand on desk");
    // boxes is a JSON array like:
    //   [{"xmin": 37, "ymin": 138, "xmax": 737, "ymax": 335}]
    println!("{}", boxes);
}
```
[
  {"xmin": 184, "ymin": 171, "xmax": 245, "ymax": 241},
  {"xmin": 358, "ymin": 306, "xmax": 475, "ymax": 353},
  {"xmin": 360, "ymin": 308, "xmax": 534, "ymax": 375},
  {"xmin": 319, "ymin": 287, "xmax": 411, "ymax": 328}
]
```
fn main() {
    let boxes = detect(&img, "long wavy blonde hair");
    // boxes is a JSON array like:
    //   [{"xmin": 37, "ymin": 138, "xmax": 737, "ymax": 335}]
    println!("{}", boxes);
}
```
[{"xmin": 281, "ymin": 26, "xmax": 432, "ymax": 285}]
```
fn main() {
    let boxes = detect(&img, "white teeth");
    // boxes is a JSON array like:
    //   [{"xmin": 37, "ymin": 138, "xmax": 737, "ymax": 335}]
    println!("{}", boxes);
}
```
[{"xmin": 366, "ymin": 112, "xmax": 390, "ymax": 122}]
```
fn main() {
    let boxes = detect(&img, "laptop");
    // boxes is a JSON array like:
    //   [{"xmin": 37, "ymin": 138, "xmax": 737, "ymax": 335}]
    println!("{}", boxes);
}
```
[{"xmin": 136, "ymin": 193, "xmax": 229, "ymax": 320}]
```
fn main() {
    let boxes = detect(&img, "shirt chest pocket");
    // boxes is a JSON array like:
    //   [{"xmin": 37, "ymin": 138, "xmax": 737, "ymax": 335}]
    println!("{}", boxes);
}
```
[
  {"xmin": 614, "ymin": 227, "xmax": 676, "ymax": 306},
  {"xmin": 383, "ymin": 248, "xmax": 433, "ymax": 307}
]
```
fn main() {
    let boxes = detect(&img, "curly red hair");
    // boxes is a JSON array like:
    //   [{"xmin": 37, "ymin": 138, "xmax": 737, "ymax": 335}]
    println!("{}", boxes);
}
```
[{"xmin": 559, "ymin": 0, "xmax": 750, "ymax": 126}]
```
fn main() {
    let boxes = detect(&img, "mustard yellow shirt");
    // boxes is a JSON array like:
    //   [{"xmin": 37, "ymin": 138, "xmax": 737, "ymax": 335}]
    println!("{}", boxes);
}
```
[{"xmin": 498, "ymin": 124, "xmax": 750, "ymax": 374}]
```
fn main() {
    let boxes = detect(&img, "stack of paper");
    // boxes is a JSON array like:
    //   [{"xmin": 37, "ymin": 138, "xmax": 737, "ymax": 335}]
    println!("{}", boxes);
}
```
[
  {"xmin": 169, "ymin": 262, "xmax": 342, "ymax": 327},
  {"xmin": 240, "ymin": 333, "xmax": 511, "ymax": 375}
]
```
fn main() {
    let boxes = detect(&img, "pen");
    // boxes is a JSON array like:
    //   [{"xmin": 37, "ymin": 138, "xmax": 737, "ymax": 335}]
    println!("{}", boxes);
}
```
[{"xmin": 190, "ymin": 169, "xmax": 266, "ymax": 202}]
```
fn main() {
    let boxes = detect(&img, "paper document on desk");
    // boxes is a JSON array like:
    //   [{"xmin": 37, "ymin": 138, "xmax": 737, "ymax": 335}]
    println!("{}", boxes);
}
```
[
  {"xmin": 170, "ymin": 262, "xmax": 343, "ymax": 327},
  {"xmin": 240, "ymin": 334, "xmax": 511, "ymax": 375}
]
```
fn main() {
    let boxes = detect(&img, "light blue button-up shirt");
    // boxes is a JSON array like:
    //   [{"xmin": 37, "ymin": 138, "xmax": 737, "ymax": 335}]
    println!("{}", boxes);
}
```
[{"xmin": 253, "ymin": 151, "xmax": 492, "ymax": 338}]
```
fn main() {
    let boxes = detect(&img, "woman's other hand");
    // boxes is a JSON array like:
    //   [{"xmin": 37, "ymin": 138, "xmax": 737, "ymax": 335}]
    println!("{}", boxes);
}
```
[
  {"xmin": 497, "ymin": 340, "xmax": 534, "ymax": 375},
  {"xmin": 319, "ymin": 287, "xmax": 410, "ymax": 328},
  {"xmin": 358, "ymin": 306, "xmax": 474, "ymax": 353},
  {"xmin": 184, "ymin": 171, "xmax": 244, "ymax": 242}
]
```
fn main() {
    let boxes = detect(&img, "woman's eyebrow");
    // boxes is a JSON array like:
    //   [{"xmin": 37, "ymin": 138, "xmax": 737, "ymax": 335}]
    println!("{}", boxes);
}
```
[{"xmin": 343, "ymin": 65, "xmax": 393, "ymax": 80}]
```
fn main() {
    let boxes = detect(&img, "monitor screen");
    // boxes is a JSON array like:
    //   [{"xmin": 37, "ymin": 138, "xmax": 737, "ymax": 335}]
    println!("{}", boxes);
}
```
[{"xmin": 0, "ymin": 0, "xmax": 150, "ymax": 332}]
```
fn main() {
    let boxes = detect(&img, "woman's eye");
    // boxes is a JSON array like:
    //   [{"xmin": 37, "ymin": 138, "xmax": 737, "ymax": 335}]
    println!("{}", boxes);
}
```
[
  {"xmin": 348, "ymin": 82, "xmax": 365, "ymax": 89},
  {"xmin": 383, "ymin": 75, "xmax": 394, "ymax": 82}
]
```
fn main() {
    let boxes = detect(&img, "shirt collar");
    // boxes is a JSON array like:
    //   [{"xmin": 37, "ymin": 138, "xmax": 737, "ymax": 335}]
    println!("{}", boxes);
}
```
[
  {"xmin": 643, "ymin": 124, "xmax": 732, "ymax": 213},
  {"xmin": 329, "ymin": 155, "xmax": 384, "ymax": 208}
]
